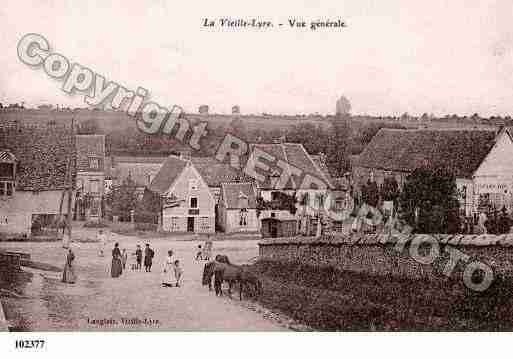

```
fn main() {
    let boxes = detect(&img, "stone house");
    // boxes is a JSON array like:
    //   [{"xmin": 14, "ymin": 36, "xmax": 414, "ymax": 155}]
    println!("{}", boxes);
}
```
[
  {"xmin": 75, "ymin": 134, "xmax": 105, "ymax": 220},
  {"xmin": 0, "ymin": 126, "xmax": 76, "ymax": 236}
]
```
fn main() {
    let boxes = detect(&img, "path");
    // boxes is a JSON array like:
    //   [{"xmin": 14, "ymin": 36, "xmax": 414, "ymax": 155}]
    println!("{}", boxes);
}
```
[{"xmin": 0, "ymin": 230, "xmax": 286, "ymax": 331}]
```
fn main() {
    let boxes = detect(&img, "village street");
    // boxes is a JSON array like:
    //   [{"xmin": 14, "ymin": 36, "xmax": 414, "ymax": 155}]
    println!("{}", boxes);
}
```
[{"xmin": 0, "ymin": 228, "xmax": 287, "ymax": 331}]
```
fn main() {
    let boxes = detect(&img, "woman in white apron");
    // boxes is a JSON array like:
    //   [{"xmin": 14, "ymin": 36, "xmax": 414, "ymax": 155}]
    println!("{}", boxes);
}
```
[{"xmin": 161, "ymin": 250, "xmax": 175, "ymax": 287}]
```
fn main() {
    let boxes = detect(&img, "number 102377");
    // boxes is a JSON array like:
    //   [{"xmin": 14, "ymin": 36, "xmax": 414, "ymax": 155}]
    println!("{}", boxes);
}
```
[{"xmin": 15, "ymin": 339, "xmax": 45, "ymax": 349}]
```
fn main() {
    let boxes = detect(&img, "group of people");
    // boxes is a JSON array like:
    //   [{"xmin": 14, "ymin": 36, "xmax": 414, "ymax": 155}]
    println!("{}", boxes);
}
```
[
  {"xmin": 61, "ymin": 229, "xmax": 184, "ymax": 288},
  {"xmin": 162, "ymin": 250, "xmax": 183, "ymax": 287},
  {"xmin": 111, "ymin": 243, "xmax": 155, "ymax": 278}
]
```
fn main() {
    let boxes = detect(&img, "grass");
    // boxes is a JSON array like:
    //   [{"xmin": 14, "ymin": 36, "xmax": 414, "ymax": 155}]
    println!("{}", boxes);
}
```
[{"xmin": 249, "ymin": 260, "xmax": 513, "ymax": 331}]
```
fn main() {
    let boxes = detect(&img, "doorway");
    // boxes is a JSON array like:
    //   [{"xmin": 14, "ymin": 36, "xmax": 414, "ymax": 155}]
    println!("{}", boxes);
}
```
[{"xmin": 187, "ymin": 217, "xmax": 195, "ymax": 232}]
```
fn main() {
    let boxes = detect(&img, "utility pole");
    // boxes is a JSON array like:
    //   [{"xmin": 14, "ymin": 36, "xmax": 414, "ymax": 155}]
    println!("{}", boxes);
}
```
[{"xmin": 66, "ymin": 117, "xmax": 75, "ymax": 239}]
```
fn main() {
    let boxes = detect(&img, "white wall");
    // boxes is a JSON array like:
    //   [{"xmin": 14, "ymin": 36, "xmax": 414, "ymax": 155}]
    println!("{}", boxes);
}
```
[
  {"xmin": 161, "ymin": 164, "xmax": 215, "ymax": 233},
  {"xmin": 0, "ymin": 190, "xmax": 74, "ymax": 235}
]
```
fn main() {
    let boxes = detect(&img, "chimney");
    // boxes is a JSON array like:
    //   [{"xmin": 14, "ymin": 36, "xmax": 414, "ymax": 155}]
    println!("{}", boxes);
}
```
[
  {"xmin": 232, "ymin": 105, "xmax": 240, "ymax": 114},
  {"xmin": 198, "ymin": 105, "xmax": 209, "ymax": 115}
]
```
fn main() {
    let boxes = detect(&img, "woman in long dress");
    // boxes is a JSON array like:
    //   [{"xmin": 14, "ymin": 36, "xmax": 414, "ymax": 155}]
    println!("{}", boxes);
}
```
[
  {"xmin": 111, "ymin": 243, "xmax": 123, "ymax": 278},
  {"xmin": 62, "ymin": 248, "xmax": 76, "ymax": 284},
  {"xmin": 162, "ymin": 250, "xmax": 175, "ymax": 287}
]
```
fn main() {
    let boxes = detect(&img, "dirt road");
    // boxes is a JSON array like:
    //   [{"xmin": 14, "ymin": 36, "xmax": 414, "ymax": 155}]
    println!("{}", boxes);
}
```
[{"xmin": 0, "ymin": 230, "xmax": 287, "ymax": 331}]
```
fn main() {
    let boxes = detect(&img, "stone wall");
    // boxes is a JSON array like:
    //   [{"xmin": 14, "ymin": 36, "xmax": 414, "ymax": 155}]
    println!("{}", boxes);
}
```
[{"xmin": 258, "ymin": 233, "xmax": 513, "ymax": 284}]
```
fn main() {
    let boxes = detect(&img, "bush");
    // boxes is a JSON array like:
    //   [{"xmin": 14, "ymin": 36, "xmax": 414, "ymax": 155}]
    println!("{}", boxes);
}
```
[
  {"xmin": 83, "ymin": 219, "xmax": 109, "ymax": 228},
  {"xmin": 134, "ymin": 222, "xmax": 158, "ymax": 231}
]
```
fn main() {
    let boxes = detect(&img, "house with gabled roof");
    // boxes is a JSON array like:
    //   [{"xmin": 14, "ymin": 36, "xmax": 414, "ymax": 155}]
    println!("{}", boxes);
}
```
[
  {"xmin": 149, "ymin": 155, "xmax": 216, "ymax": 233},
  {"xmin": 0, "ymin": 126, "xmax": 76, "ymax": 236},
  {"xmin": 217, "ymin": 182, "xmax": 259, "ymax": 233},
  {"xmin": 247, "ymin": 142, "xmax": 335, "ymax": 237},
  {"xmin": 352, "ymin": 128, "xmax": 513, "ymax": 216},
  {"xmin": 75, "ymin": 134, "xmax": 105, "ymax": 220}
]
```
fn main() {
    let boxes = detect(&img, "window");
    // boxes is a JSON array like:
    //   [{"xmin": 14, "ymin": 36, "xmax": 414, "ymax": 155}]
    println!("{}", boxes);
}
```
[
  {"xmin": 0, "ymin": 181, "xmax": 14, "ymax": 198},
  {"xmin": 240, "ymin": 208, "xmax": 248, "ymax": 226},
  {"xmin": 90, "ymin": 180, "xmax": 100, "ymax": 194},
  {"xmin": 271, "ymin": 191, "xmax": 279, "ymax": 201},
  {"xmin": 189, "ymin": 179, "xmax": 199, "ymax": 191},
  {"xmin": 199, "ymin": 217, "xmax": 211, "ymax": 231},
  {"xmin": 190, "ymin": 197, "xmax": 198, "ymax": 208},
  {"xmin": 0, "ymin": 151, "xmax": 16, "ymax": 198},
  {"xmin": 89, "ymin": 157, "xmax": 100, "ymax": 169},
  {"xmin": 170, "ymin": 217, "xmax": 180, "ymax": 231},
  {"xmin": 0, "ymin": 162, "xmax": 14, "ymax": 178},
  {"xmin": 335, "ymin": 198, "xmax": 345, "ymax": 211}
]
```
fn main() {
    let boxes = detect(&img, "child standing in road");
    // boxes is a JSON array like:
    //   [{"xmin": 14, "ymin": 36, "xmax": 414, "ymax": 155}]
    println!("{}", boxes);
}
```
[
  {"xmin": 121, "ymin": 248, "xmax": 128, "ymax": 270},
  {"xmin": 174, "ymin": 259, "xmax": 183, "ymax": 287},
  {"xmin": 135, "ymin": 245, "xmax": 143, "ymax": 270}
]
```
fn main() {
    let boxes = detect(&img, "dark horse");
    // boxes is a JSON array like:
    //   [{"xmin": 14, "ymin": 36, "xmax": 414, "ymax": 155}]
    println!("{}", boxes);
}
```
[
  {"xmin": 202, "ymin": 254, "xmax": 231, "ymax": 291},
  {"xmin": 202, "ymin": 255, "xmax": 262, "ymax": 300}
]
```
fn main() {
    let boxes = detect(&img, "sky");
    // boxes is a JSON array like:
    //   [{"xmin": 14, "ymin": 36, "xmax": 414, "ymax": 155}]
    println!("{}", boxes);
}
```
[{"xmin": 1, "ymin": 0, "xmax": 513, "ymax": 116}]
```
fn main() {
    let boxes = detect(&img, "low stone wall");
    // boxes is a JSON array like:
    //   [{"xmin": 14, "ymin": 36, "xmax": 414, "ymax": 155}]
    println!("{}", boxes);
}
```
[{"xmin": 258, "ymin": 233, "xmax": 513, "ymax": 285}]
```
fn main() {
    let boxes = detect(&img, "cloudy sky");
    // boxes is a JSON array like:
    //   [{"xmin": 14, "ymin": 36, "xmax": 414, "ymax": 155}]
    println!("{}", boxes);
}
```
[{"xmin": 1, "ymin": 0, "xmax": 512, "ymax": 116}]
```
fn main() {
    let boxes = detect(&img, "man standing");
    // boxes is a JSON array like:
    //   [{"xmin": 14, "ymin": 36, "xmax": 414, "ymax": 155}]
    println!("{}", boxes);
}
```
[{"xmin": 144, "ymin": 244, "xmax": 155, "ymax": 272}]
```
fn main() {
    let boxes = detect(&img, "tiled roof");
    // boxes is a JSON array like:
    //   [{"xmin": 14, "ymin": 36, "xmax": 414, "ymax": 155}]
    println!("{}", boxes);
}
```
[
  {"xmin": 149, "ymin": 155, "xmax": 250, "ymax": 195},
  {"xmin": 109, "ymin": 156, "xmax": 166, "ymax": 186},
  {"xmin": 113, "ymin": 156, "xmax": 167, "ymax": 164},
  {"xmin": 190, "ymin": 157, "xmax": 248, "ymax": 187},
  {"xmin": 148, "ymin": 156, "xmax": 188, "ymax": 195},
  {"xmin": 248, "ymin": 143, "xmax": 333, "ymax": 189},
  {"xmin": 0, "ymin": 127, "xmax": 76, "ymax": 191},
  {"xmin": 354, "ymin": 129, "xmax": 497, "ymax": 178},
  {"xmin": 115, "ymin": 162, "xmax": 163, "ymax": 187},
  {"xmin": 76, "ymin": 135, "xmax": 105, "ymax": 172},
  {"xmin": 221, "ymin": 182, "xmax": 257, "ymax": 209},
  {"xmin": 310, "ymin": 155, "xmax": 334, "ymax": 187}
]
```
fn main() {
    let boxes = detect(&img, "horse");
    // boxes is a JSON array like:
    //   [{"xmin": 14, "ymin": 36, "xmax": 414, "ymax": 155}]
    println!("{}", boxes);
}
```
[
  {"xmin": 239, "ymin": 265, "xmax": 263, "ymax": 297},
  {"xmin": 201, "ymin": 255, "xmax": 232, "ymax": 291},
  {"xmin": 213, "ymin": 262, "xmax": 243, "ymax": 299},
  {"xmin": 202, "ymin": 256, "xmax": 263, "ymax": 300}
]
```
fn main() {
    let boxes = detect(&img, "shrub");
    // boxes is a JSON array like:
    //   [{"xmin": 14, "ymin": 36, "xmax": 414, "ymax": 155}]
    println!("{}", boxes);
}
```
[
  {"xmin": 83, "ymin": 219, "xmax": 109, "ymax": 228},
  {"xmin": 134, "ymin": 222, "xmax": 158, "ymax": 231}
]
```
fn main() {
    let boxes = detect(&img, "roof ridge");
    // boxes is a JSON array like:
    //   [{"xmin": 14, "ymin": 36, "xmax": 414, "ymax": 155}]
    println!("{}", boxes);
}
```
[
  {"xmin": 299, "ymin": 144, "xmax": 333, "ymax": 189},
  {"xmin": 280, "ymin": 142, "xmax": 297, "ymax": 189},
  {"xmin": 221, "ymin": 181, "xmax": 254, "ymax": 186}
]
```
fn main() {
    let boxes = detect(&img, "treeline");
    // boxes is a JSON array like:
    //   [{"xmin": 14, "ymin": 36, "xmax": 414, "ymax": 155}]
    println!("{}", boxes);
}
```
[{"xmin": 79, "ymin": 116, "xmax": 406, "ymax": 178}]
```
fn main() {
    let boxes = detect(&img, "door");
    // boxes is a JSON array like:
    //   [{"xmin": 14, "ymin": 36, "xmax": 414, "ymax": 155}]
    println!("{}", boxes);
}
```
[
  {"xmin": 270, "ymin": 219, "xmax": 278, "ymax": 238},
  {"xmin": 187, "ymin": 217, "xmax": 195, "ymax": 232}
]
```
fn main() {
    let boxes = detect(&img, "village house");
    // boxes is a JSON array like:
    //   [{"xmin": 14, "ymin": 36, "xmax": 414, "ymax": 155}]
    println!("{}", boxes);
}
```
[
  {"xmin": 248, "ymin": 143, "xmax": 334, "ymax": 238},
  {"xmin": 217, "ymin": 182, "xmax": 259, "ymax": 233},
  {"xmin": 0, "ymin": 126, "xmax": 76, "ymax": 237},
  {"xmin": 149, "ymin": 155, "xmax": 216, "ymax": 233},
  {"xmin": 75, "ymin": 134, "xmax": 105, "ymax": 220},
  {"xmin": 352, "ymin": 128, "xmax": 513, "ymax": 217},
  {"xmin": 148, "ymin": 154, "xmax": 249, "ymax": 233}
]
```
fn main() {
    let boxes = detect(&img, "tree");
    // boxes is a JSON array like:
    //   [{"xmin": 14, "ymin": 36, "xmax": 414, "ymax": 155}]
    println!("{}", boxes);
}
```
[
  {"xmin": 325, "ymin": 117, "xmax": 351, "ymax": 177},
  {"xmin": 77, "ymin": 118, "xmax": 100, "ymax": 134},
  {"xmin": 106, "ymin": 177, "xmax": 137, "ymax": 221},
  {"xmin": 134, "ymin": 188, "xmax": 162, "ymax": 224},
  {"xmin": 398, "ymin": 167, "xmax": 460, "ymax": 234}
]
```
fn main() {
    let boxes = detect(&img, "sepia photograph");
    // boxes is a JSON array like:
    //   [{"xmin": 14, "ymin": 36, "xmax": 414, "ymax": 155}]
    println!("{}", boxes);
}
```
[{"xmin": 1, "ymin": 0, "xmax": 513, "ymax": 356}]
